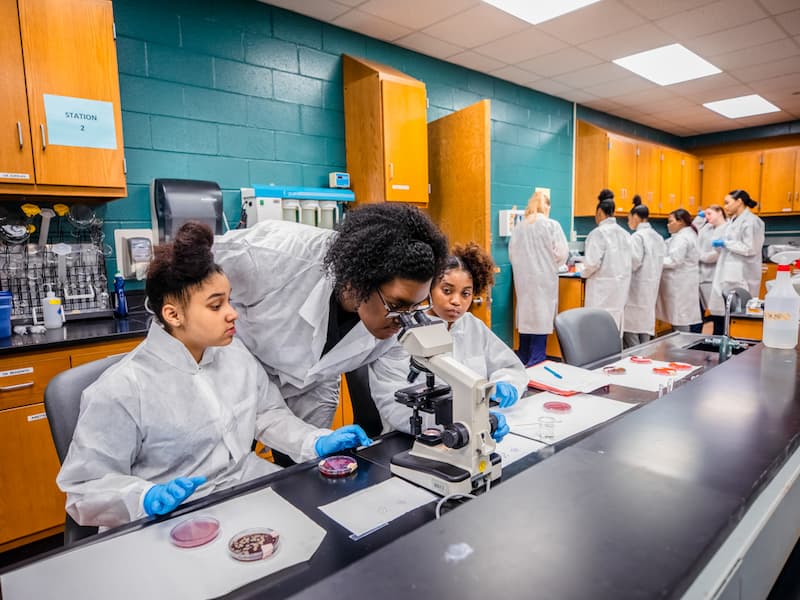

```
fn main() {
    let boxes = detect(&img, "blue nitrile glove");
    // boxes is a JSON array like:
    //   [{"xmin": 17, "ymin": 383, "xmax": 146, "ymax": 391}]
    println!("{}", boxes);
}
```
[
  {"xmin": 143, "ymin": 476, "xmax": 206, "ymax": 516},
  {"xmin": 315, "ymin": 424, "xmax": 373, "ymax": 457},
  {"xmin": 491, "ymin": 381, "xmax": 519, "ymax": 408},
  {"xmin": 697, "ymin": 210, "xmax": 705, "ymax": 218},
  {"xmin": 711, "ymin": 238, "xmax": 725, "ymax": 248},
  {"xmin": 490, "ymin": 411, "xmax": 510, "ymax": 443}
]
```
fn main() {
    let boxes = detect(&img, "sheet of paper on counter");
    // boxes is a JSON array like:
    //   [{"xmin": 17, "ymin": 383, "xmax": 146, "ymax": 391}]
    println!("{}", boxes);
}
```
[
  {"xmin": 494, "ymin": 432, "xmax": 545, "ymax": 465},
  {"xmin": 595, "ymin": 356, "xmax": 702, "ymax": 392},
  {"xmin": 318, "ymin": 477, "xmax": 436, "ymax": 539},
  {"xmin": 526, "ymin": 360, "xmax": 610, "ymax": 395},
  {"xmin": 499, "ymin": 392, "xmax": 638, "ymax": 444}
]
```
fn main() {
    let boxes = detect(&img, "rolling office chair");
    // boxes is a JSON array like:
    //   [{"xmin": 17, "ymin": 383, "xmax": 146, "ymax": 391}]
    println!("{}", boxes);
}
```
[
  {"xmin": 44, "ymin": 354, "xmax": 124, "ymax": 545},
  {"xmin": 554, "ymin": 307, "xmax": 622, "ymax": 368}
]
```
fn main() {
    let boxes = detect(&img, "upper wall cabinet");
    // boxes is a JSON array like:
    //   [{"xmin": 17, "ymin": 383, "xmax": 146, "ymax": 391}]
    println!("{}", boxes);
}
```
[
  {"xmin": 343, "ymin": 55, "xmax": 429, "ymax": 206},
  {"xmin": 0, "ymin": 0, "xmax": 126, "ymax": 199},
  {"xmin": 699, "ymin": 151, "xmax": 761, "ymax": 210},
  {"xmin": 760, "ymin": 147, "xmax": 800, "ymax": 214}
]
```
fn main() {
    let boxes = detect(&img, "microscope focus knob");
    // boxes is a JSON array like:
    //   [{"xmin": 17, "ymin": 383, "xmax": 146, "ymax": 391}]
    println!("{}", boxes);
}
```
[{"xmin": 442, "ymin": 423, "xmax": 469, "ymax": 449}]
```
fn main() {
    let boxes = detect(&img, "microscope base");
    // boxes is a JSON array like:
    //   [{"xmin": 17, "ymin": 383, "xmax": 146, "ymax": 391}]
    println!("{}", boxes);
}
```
[{"xmin": 390, "ymin": 450, "xmax": 501, "ymax": 496}]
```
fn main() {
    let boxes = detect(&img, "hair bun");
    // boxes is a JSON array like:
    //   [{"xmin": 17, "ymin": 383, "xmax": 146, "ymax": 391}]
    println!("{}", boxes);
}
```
[
  {"xmin": 598, "ymin": 188, "xmax": 614, "ymax": 201},
  {"xmin": 632, "ymin": 195, "xmax": 642, "ymax": 207},
  {"xmin": 172, "ymin": 221, "xmax": 214, "ymax": 278}
]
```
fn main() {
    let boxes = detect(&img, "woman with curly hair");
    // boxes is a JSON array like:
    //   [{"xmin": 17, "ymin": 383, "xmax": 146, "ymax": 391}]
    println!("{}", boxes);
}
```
[
  {"xmin": 427, "ymin": 243, "xmax": 527, "ymax": 420},
  {"xmin": 213, "ymin": 203, "xmax": 449, "ymax": 447},
  {"xmin": 58, "ymin": 222, "xmax": 370, "ymax": 528}
]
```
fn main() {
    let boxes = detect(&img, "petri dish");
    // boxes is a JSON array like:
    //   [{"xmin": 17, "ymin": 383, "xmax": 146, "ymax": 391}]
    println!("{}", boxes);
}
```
[
  {"xmin": 653, "ymin": 366, "xmax": 677, "ymax": 376},
  {"xmin": 543, "ymin": 400, "xmax": 572, "ymax": 413},
  {"xmin": 169, "ymin": 516, "xmax": 220, "ymax": 548},
  {"xmin": 668, "ymin": 362, "xmax": 693, "ymax": 371},
  {"xmin": 228, "ymin": 528, "xmax": 280, "ymax": 562},
  {"xmin": 629, "ymin": 356, "xmax": 652, "ymax": 364},
  {"xmin": 318, "ymin": 455, "xmax": 358, "ymax": 478},
  {"xmin": 603, "ymin": 366, "xmax": 626, "ymax": 375}
]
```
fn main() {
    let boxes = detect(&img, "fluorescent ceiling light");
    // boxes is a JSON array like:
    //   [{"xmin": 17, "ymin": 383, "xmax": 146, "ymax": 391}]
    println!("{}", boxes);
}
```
[
  {"xmin": 703, "ymin": 94, "xmax": 781, "ymax": 118},
  {"xmin": 613, "ymin": 43, "xmax": 721, "ymax": 86},
  {"xmin": 482, "ymin": 0, "xmax": 601, "ymax": 25}
]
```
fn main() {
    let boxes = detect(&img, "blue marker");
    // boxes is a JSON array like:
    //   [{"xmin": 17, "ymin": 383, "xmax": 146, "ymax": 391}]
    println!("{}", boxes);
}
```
[{"xmin": 543, "ymin": 365, "xmax": 563, "ymax": 379}]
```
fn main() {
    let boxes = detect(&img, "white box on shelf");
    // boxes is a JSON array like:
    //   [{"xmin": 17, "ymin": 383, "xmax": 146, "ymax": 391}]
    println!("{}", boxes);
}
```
[{"xmin": 499, "ymin": 209, "xmax": 525, "ymax": 237}]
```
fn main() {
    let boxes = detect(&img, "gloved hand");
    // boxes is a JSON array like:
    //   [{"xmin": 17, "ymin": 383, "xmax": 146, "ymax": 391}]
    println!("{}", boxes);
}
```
[
  {"xmin": 143, "ymin": 476, "xmax": 206, "ymax": 517},
  {"xmin": 711, "ymin": 238, "xmax": 726, "ymax": 248},
  {"xmin": 489, "ymin": 411, "xmax": 509, "ymax": 443},
  {"xmin": 491, "ymin": 381, "xmax": 519, "ymax": 408},
  {"xmin": 697, "ymin": 210, "xmax": 705, "ymax": 218},
  {"xmin": 315, "ymin": 424, "xmax": 373, "ymax": 457}
]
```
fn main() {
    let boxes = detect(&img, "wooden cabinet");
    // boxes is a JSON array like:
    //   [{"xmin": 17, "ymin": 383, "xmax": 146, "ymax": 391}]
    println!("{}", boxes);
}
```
[
  {"xmin": 700, "ymin": 152, "xmax": 762, "ymax": 209},
  {"xmin": 760, "ymin": 147, "xmax": 800, "ymax": 214},
  {"xmin": 682, "ymin": 154, "xmax": 701, "ymax": 215},
  {"xmin": 0, "ymin": 0, "xmax": 126, "ymax": 198},
  {"xmin": 343, "ymin": 54, "xmax": 429, "ymax": 206},
  {"xmin": 0, "ymin": 336, "xmax": 141, "ymax": 551},
  {"xmin": 545, "ymin": 277, "xmax": 585, "ymax": 359},
  {"xmin": 657, "ymin": 149, "xmax": 700, "ymax": 217}
]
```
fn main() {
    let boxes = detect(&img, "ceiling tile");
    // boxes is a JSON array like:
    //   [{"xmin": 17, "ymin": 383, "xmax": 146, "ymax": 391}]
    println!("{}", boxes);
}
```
[
  {"xmin": 560, "ymin": 89, "xmax": 601, "ymax": 103},
  {"xmin": 334, "ymin": 0, "xmax": 368, "ymax": 6},
  {"xmin": 446, "ymin": 50, "xmax": 505, "ymax": 72},
  {"xmin": 578, "ymin": 24, "xmax": 675, "ymax": 61},
  {"xmin": 730, "ymin": 55, "xmax": 800, "ymax": 82},
  {"xmin": 472, "ymin": 27, "xmax": 565, "ymax": 63},
  {"xmin": 657, "ymin": 0, "xmax": 769, "ymax": 39},
  {"xmin": 394, "ymin": 32, "xmax": 464, "ymax": 59},
  {"xmin": 518, "ymin": 47, "xmax": 602, "ymax": 78},
  {"xmin": 749, "ymin": 73, "xmax": 800, "ymax": 94},
  {"xmin": 583, "ymin": 76, "xmax": 656, "ymax": 98},
  {"xmin": 711, "ymin": 38, "xmax": 800, "ymax": 70},
  {"xmin": 536, "ymin": 0, "xmax": 646, "ymax": 45},
  {"xmin": 261, "ymin": 0, "xmax": 352, "ymax": 20},
  {"xmin": 757, "ymin": 0, "xmax": 800, "ymax": 15},
  {"xmin": 554, "ymin": 62, "xmax": 632, "ymax": 88},
  {"xmin": 619, "ymin": 0, "xmax": 718, "ymax": 20},
  {"xmin": 611, "ymin": 87, "xmax": 683, "ymax": 107},
  {"xmin": 775, "ymin": 9, "xmax": 800, "ymax": 35},
  {"xmin": 621, "ymin": 93, "xmax": 696, "ymax": 113},
  {"xmin": 690, "ymin": 18, "xmax": 787, "ymax": 57},
  {"xmin": 581, "ymin": 98, "xmax": 626, "ymax": 112},
  {"xmin": 489, "ymin": 65, "xmax": 540, "ymax": 86},
  {"xmin": 731, "ymin": 111, "xmax": 792, "ymax": 128},
  {"xmin": 529, "ymin": 79, "xmax": 575, "ymax": 97},
  {"xmin": 665, "ymin": 72, "xmax": 740, "ymax": 95},
  {"xmin": 422, "ymin": 4, "xmax": 529, "ymax": 48},
  {"xmin": 356, "ymin": 0, "xmax": 478, "ymax": 30},
  {"xmin": 678, "ymin": 83, "xmax": 755, "ymax": 103},
  {"xmin": 332, "ymin": 8, "xmax": 413, "ymax": 40}
]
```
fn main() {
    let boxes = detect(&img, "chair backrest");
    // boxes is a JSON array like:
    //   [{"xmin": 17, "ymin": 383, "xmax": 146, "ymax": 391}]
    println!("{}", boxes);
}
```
[
  {"xmin": 44, "ymin": 354, "xmax": 124, "ymax": 544},
  {"xmin": 555, "ymin": 307, "xmax": 622, "ymax": 368}
]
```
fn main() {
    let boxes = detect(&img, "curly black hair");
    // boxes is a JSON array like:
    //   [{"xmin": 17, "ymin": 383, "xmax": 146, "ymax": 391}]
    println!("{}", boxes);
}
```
[
  {"xmin": 146, "ymin": 221, "xmax": 223, "ymax": 327},
  {"xmin": 323, "ymin": 203, "xmax": 448, "ymax": 304},
  {"xmin": 442, "ymin": 242, "xmax": 495, "ymax": 296}
]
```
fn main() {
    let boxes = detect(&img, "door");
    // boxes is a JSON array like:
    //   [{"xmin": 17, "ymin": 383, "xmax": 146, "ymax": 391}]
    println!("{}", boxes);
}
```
[
  {"xmin": 682, "ymin": 154, "xmax": 700, "ymax": 215},
  {"xmin": 608, "ymin": 135, "xmax": 637, "ymax": 210},
  {"xmin": 761, "ymin": 147, "xmax": 796, "ymax": 214},
  {"xmin": 731, "ymin": 151, "xmax": 762, "ymax": 212},
  {"xmin": 18, "ymin": 0, "xmax": 125, "ymax": 188},
  {"xmin": 701, "ymin": 155, "xmax": 731, "ymax": 207},
  {"xmin": 427, "ymin": 100, "xmax": 491, "ymax": 326},
  {"xmin": 659, "ymin": 148, "xmax": 682, "ymax": 216},
  {"xmin": 635, "ymin": 143, "xmax": 660, "ymax": 210},
  {"xmin": 0, "ymin": 0, "xmax": 35, "ymax": 183},
  {"xmin": 381, "ymin": 79, "xmax": 428, "ymax": 204}
]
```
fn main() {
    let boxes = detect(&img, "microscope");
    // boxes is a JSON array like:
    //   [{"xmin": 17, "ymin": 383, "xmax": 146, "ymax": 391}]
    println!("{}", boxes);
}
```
[{"xmin": 389, "ymin": 312, "xmax": 502, "ymax": 496}]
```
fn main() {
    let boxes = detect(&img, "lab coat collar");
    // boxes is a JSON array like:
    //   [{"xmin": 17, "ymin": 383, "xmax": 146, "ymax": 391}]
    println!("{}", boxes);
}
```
[
  {"xmin": 599, "ymin": 217, "xmax": 617, "ymax": 227},
  {"xmin": 145, "ymin": 321, "xmax": 220, "ymax": 373},
  {"xmin": 636, "ymin": 222, "xmax": 653, "ymax": 231},
  {"xmin": 298, "ymin": 275, "xmax": 335, "ymax": 332}
]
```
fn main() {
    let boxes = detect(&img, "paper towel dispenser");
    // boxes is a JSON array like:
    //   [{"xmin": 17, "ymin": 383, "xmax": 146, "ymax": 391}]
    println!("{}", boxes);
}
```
[{"xmin": 150, "ymin": 178, "xmax": 224, "ymax": 243}]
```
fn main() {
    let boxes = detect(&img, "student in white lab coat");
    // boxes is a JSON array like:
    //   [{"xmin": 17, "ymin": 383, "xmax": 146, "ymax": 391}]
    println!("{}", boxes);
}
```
[
  {"xmin": 623, "ymin": 196, "xmax": 666, "ymax": 348},
  {"xmin": 509, "ymin": 189, "xmax": 569, "ymax": 366},
  {"xmin": 212, "ymin": 204, "xmax": 449, "ymax": 455},
  {"xmin": 57, "ymin": 223, "xmax": 371, "ymax": 529},
  {"xmin": 709, "ymin": 190, "xmax": 765, "ymax": 328},
  {"xmin": 582, "ymin": 189, "xmax": 632, "ymax": 332},
  {"xmin": 696, "ymin": 204, "xmax": 728, "ymax": 334},
  {"xmin": 656, "ymin": 209, "xmax": 702, "ymax": 332}
]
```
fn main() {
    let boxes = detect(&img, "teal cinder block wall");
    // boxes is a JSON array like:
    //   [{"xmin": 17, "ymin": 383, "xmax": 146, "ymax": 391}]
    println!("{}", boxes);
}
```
[{"xmin": 106, "ymin": 0, "xmax": 575, "ymax": 345}]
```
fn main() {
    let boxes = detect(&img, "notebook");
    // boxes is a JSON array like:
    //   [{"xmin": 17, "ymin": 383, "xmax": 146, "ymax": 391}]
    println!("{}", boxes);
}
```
[{"xmin": 526, "ymin": 360, "xmax": 610, "ymax": 396}]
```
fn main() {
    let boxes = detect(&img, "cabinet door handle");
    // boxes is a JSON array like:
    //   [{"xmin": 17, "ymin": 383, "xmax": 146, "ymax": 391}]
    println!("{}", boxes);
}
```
[
  {"xmin": 40, "ymin": 124, "xmax": 46, "ymax": 150},
  {"xmin": 0, "ymin": 381, "xmax": 34, "ymax": 392},
  {"xmin": 788, "ymin": 192, "xmax": 792, "ymax": 203},
  {"xmin": 389, "ymin": 162, "xmax": 394, "ymax": 180},
  {"xmin": 17, "ymin": 121, "xmax": 23, "ymax": 148},
  {"xmin": 473, "ymin": 296, "xmax": 483, "ymax": 306}
]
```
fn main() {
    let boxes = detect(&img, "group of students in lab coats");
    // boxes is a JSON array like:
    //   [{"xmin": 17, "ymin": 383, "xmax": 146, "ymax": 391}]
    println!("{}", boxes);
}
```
[
  {"xmin": 510, "ymin": 187, "xmax": 765, "ymax": 359},
  {"xmin": 58, "ymin": 204, "xmax": 528, "ymax": 529}
]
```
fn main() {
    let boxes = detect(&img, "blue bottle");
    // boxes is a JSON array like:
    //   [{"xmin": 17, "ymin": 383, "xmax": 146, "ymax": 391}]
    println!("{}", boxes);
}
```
[{"xmin": 114, "ymin": 272, "xmax": 128, "ymax": 318}]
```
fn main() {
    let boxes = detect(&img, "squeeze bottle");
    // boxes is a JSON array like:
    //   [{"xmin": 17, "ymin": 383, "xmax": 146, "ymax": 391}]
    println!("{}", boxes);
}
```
[
  {"xmin": 762, "ymin": 264, "xmax": 800, "ymax": 349},
  {"xmin": 43, "ymin": 289, "xmax": 64, "ymax": 329},
  {"xmin": 114, "ymin": 272, "xmax": 129, "ymax": 318}
]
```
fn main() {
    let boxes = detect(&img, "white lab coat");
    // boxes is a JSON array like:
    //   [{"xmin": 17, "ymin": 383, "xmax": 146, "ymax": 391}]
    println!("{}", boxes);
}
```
[
  {"xmin": 368, "ymin": 312, "xmax": 529, "ymax": 433},
  {"xmin": 656, "ymin": 227, "xmax": 701, "ymax": 326},
  {"xmin": 624, "ymin": 222, "xmax": 666, "ymax": 335},
  {"xmin": 213, "ymin": 221, "xmax": 403, "ymax": 429},
  {"xmin": 709, "ymin": 209, "xmax": 765, "ymax": 316},
  {"xmin": 57, "ymin": 322, "xmax": 328, "ymax": 528},
  {"xmin": 697, "ymin": 221, "xmax": 728, "ymax": 309},
  {"xmin": 582, "ymin": 217, "xmax": 632, "ymax": 331},
  {"xmin": 509, "ymin": 216, "xmax": 569, "ymax": 334}
]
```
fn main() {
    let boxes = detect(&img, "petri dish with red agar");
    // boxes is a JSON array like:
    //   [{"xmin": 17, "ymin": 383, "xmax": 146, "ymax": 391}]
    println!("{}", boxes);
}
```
[
  {"xmin": 228, "ymin": 528, "xmax": 280, "ymax": 562},
  {"xmin": 169, "ymin": 516, "xmax": 220, "ymax": 548},
  {"xmin": 543, "ymin": 400, "xmax": 572, "ymax": 413},
  {"xmin": 603, "ymin": 366, "xmax": 626, "ymax": 375},
  {"xmin": 318, "ymin": 455, "xmax": 358, "ymax": 478},
  {"xmin": 668, "ymin": 362, "xmax": 693, "ymax": 370},
  {"xmin": 630, "ymin": 356, "xmax": 652, "ymax": 364}
]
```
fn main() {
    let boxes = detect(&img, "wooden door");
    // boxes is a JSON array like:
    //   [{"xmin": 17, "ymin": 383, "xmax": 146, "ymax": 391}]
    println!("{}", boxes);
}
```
[
  {"xmin": 658, "ymin": 148, "xmax": 682, "ymax": 216},
  {"xmin": 731, "ymin": 151, "xmax": 762, "ymax": 212},
  {"xmin": 635, "ymin": 142, "xmax": 660, "ymax": 211},
  {"xmin": 0, "ymin": 1, "xmax": 35, "ymax": 184},
  {"xmin": 761, "ymin": 147, "xmax": 796, "ymax": 214},
  {"xmin": 382, "ymin": 80, "xmax": 428, "ymax": 204},
  {"xmin": 0, "ymin": 404, "xmax": 65, "ymax": 546},
  {"xmin": 18, "ymin": 0, "xmax": 125, "ymax": 188},
  {"xmin": 682, "ymin": 154, "xmax": 700, "ymax": 215},
  {"xmin": 573, "ymin": 121, "xmax": 609, "ymax": 216},
  {"xmin": 701, "ymin": 155, "xmax": 731, "ymax": 207},
  {"xmin": 428, "ymin": 100, "xmax": 491, "ymax": 326},
  {"xmin": 608, "ymin": 135, "xmax": 637, "ymax": 211}
]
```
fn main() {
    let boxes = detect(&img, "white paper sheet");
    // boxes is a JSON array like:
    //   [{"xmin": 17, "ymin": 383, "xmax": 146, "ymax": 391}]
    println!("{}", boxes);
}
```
[
  {"xmin": 318, "ymin": 477, "xmax": 436, "ymax": 538},
  {"xmin": 526, "ymin": 360, "xmax": 610, "ymax": 395},
  {"xmin": 594, "ymin": 356, "xmax": 702, "ymax": 392},
  {"xmin": 494, "ymin": 432, "xmax": 545, "ymax": 465},
  {"xmin": 1, "ymin": 488, "xmax": 326, "ymax": 600},
  {"xmin": 499, "ymin": 392, "xmax": 638, "ymax": 444}
]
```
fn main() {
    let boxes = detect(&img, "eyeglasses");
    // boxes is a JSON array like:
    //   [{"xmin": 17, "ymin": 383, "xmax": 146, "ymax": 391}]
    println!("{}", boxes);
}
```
[{"xmin": 377, "ymin": 288, "xmax": 432, "ymax": 319}]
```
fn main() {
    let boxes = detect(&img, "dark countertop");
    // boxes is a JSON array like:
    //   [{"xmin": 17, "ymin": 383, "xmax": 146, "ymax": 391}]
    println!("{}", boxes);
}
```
[{"xmin": 0, "ymin": 313, "xmax": 150, "ymax": 356}]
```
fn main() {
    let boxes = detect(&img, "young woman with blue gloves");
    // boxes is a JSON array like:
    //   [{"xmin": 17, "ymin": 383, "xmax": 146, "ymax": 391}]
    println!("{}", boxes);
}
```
[{"xmin": 57, "ymin": 223, "xmax": 371, "ymax": 528}]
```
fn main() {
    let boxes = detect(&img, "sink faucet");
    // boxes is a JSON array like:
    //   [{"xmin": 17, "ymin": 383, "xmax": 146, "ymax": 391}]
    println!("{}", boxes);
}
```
[{"xmin": 719, "ymin": 288, "xmax": 749, "ymax": 363}]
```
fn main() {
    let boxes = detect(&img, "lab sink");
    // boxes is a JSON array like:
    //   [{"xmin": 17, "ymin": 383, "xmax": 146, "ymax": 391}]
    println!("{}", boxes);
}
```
[{"xmin": 683, "ymin": 337, "xmax": 755, "ymax": 355}]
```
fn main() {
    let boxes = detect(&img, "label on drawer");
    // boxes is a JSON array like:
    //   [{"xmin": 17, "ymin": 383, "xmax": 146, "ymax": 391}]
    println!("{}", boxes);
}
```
[
  {"xmin": 27, "ymin": 412, "xmax": 47, "ymax": 422},
  {"xmin": 0, "ymin": 172, "xmax": 31, "ymax": 180},
  {"xmin": 0, "ymin": 367, "xmax": 34, "ymax": 378},
  {"xmin": 391, "ymin": 184, "xmax": 410, "ymax": 190}
]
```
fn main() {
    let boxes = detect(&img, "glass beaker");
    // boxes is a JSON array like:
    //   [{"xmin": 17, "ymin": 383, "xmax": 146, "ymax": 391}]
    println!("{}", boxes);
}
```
[{"xmin": 538, "ymin": 416, "xmax": 557, "ymax": 441}]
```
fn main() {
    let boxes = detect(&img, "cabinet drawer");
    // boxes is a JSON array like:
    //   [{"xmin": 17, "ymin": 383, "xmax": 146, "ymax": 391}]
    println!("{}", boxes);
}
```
[
  {"xmin": 70, "ymin": 338, "xmax": 141, "ymax": 367},
  {"xmin": 0, "ymin": 353, "xmax": 70, "ymax": 411}
]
